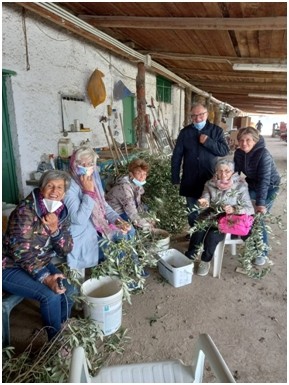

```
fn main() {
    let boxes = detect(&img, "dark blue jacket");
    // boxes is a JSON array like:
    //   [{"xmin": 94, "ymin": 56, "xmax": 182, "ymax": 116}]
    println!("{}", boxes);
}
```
[
  {"xmin": 234, "ymin": 136, "xmax": 280, "ymax": 206},
  {"xmin": 171, "ymin": 120, "xmax": 229, "ymax": 198}
]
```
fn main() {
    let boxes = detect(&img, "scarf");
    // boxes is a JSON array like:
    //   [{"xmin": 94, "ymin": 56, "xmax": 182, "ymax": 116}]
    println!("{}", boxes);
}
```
[
  {"xmin": 69, "ymin": 153, "xmax": 115, "ymax": 239},
  {"xmin": 212, "ymin": 175, "xmax": 233, "ymax": 191}
]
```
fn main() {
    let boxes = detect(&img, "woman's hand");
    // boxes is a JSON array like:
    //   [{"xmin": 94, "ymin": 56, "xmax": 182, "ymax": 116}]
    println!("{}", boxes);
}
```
[
  {"xmin": 198, "ymin": 198, "xmax": 209, "ymax": 208},
  {"xmin": 80, "ymin": 174, "xmax": 94, "ymax": 192},
  {"xmin": 43, "ymin": 273, "xmax": 66, "ymax": 294},
  {"xmin": 42, "ymin": 213, "xmax": 59, "ymax": 233},
  {"xmin": 115, "ymin": 218, "xmax": 131, "ymax": 233},
  {"xmin": 223, "ymin": 205, "xmax": 234, "ymax": 214},
  {"xmin": 256, "ymin": 205, "xmax": 267, "ymax": 214}
]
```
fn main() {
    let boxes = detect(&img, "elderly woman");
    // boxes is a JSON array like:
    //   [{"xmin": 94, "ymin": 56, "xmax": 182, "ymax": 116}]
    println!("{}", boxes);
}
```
[
  {"xmin": 106, "ymin": 158, "xmax": 154, "ymax": 229},
  {"xmin": 234, "ymin": 126, "xmax": 280, "ymax": 265},
  {"xmin": 2, "ymin": 170, "xmax": 75, "ymax": 341},
  {"xmin": 186, "ymin": 159, "xmax": 255, "ymax": 277},
  {"xmin": 64, "ymin": 145, "xmax": 136, "ymax": 279}
]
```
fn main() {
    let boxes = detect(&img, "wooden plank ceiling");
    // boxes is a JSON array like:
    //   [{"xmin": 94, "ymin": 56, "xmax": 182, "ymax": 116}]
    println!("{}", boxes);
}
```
[{"xmin": 21, "ymin": 2, "xmax": 287, "ymax": 115}]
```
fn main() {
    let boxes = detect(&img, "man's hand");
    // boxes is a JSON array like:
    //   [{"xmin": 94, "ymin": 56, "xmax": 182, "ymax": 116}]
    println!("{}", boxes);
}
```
[{"xmin": 199, "ymin": 134, "xmax": 208, "ymax": 144}]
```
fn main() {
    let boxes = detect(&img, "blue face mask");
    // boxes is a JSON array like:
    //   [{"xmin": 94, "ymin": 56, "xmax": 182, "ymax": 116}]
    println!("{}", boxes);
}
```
[
  {"xmin": 194, "ymin": 120, "xmax": 206, "ymax": 130},
  {"xmin": 76, "ymin": 165, "xmax": 94, "ymax": 176},
  {"xmin": 132, "ymin": 178, "xmax": 146, "ymax": 187}
]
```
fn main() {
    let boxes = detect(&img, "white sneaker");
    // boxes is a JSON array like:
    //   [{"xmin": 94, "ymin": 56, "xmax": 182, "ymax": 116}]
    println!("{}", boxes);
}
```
[
  {"xmin": 197, "ymin": 261, "xmax": 210, "ymax": 276},
  {"xmin": 253, "ymin": 256, "xmax": 266, "ymax": 266}
]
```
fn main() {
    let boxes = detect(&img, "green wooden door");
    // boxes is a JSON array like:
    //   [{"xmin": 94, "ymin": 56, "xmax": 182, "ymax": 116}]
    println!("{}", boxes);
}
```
[
  {"xmin": 2, "ymin": 71, "xmax": 19, "ymax": 204},
  {"xmin": 122, "ymin": 96, "xmax": 136, "ymax": 144}
]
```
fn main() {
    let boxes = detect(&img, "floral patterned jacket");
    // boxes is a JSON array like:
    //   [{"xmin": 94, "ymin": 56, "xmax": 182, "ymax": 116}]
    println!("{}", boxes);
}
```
[
  {"xmin": 106, "ymin": 176, "xmax": 150, "ymax": 228},
  {"xmin": 2, "ymin": 188, "xmax": 73, "ymax": 281}
]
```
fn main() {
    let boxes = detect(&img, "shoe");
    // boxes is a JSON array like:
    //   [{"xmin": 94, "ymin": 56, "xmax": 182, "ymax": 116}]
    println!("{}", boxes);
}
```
[
  {"xmin": 253, "ymin": 256, "xmax": 266, "ymax": 266},
  {"xmin": 197, "ymin": 261, "xmax": 210, "ymax": 276},
  {"xmin": 141, "ymin": 269, "xmax": 150, "ymax": 278},
  {"xmin": 127, "ymin": 281, "xmax": 140, "ymax": 291},
  {"xmin": 185, "ymin": 251, "xmax": 194, "ymax": 260}
]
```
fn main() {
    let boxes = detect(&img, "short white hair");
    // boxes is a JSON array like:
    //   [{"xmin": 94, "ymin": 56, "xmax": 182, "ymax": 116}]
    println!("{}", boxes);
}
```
[{"xmin": 215, "ymin": 158, "xmax": 234, "ymax": 172}]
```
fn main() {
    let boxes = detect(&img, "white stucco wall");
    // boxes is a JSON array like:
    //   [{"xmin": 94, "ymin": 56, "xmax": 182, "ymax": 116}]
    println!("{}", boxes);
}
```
[{"xmin": 2, "ymin": 3, "xmax": 184, "ymax": 197}]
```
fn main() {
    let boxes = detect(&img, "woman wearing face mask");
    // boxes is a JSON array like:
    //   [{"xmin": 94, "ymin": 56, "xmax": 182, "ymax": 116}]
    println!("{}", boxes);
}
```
[
  {"xmin": 106, "ymin": 159, "xmax": 154, "ymax": 230},
  {"xmin": 2, "ymin": 170, "xmax": 76, "ymax": 341},
  {"xmin": 64, "ymin": 146, "xmax": 136, "ymax": 279},
  {"xmin": 185, "ymin": 159, "xmax": 254, "ymax": 277}
]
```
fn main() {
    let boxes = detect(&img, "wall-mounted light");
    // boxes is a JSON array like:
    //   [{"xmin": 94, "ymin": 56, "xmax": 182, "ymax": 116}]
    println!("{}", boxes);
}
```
[
  {"xmin": 233, "ymin": 63, "xmax": 287, "ymax": 72},
  {"xmin": 248, "ymin": 93, "xmax": 287, "ymax": 99}
]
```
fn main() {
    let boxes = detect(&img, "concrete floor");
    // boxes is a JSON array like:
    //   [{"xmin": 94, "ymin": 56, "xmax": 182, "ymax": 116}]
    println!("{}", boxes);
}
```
[{"xmin": 6, "ymin": 136, "xmax": 287, "ymax": 383}]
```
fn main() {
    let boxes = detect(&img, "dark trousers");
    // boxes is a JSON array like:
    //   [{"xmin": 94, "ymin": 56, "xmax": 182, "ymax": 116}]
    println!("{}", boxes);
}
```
[{"xmin": 187, "ymin": 226, "xmax": 225, "ymax": 262}]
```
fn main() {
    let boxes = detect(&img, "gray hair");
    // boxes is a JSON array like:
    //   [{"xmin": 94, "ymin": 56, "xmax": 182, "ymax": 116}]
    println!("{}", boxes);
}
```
[
  {"xmin": 73, "ymin": 145, "xmax": 98, "ymax": 164},
  {"xmin": 191, "ymin": 102, "xmax": 208, "ymax": 112},
  {"xmin": 39, "ymin": 170, "xmax": 71, "ymax": 192},
  {"xmin": 215, "ymin": 158, "xmax": 235, "ymax": 172}
]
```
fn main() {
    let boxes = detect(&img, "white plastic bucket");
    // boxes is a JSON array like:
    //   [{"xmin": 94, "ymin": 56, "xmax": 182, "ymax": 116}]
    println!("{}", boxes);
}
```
[
  {"xmin": 153, "ymin": 229, "xmax": 170, "ymax": 252},
  {"xmin": 81, "ymin": 277, "xmax": 123, "ymax": 336}
]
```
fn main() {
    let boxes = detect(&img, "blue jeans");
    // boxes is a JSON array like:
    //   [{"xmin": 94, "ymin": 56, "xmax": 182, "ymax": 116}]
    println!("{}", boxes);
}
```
[
  {"xmin": 2, "ymin": 263, "xmax": 76, "ymax": 340},
  {"xmin": 249, "ymin": 185, "xmax": 279, "ymax": 256},
  {"xmin": 186, "ymin": 197, "xmax": 200, "ymax": 227},
  {"xmin": 98, "ymin": 225, "xmax": 136, "ymax": 262}
]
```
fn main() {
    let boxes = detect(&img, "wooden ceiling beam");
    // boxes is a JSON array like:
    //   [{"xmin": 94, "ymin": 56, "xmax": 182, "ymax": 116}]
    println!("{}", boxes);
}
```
[{"xmin": 78, "ymin": 15, "xmax": 287, "ymax": 30}]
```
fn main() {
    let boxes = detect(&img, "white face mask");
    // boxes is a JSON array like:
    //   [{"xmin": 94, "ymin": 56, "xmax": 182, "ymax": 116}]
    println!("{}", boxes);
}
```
[
  {"xmin": 132, "ymin": 178, "xmax": 146, "ymax": 187},
  {"xmin": 43, "ymin": 199, "xmax": 63, "ymax": 213}
]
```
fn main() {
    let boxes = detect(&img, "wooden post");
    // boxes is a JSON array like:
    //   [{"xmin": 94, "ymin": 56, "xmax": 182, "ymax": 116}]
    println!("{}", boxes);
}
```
[
  {"xmin": 136, "ymin": 62, "xmax": 146, "ymax": 148},
  {"xmin": 214, "ymin": 104, "xmax": 222, "ymax": 126},
  {"xmin": 184, "ymin": 88, "xmax": 192, "ymax": 126}
]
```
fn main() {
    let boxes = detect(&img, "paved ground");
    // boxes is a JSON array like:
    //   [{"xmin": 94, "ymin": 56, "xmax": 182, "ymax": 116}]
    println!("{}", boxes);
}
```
[{"xmin": 8, "ymin": 136, "xmax": 287, "ymax": 383}]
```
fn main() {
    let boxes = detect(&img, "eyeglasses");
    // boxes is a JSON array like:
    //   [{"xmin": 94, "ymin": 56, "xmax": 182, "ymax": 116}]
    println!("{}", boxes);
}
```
[
  {"xmin": 191, "ymin": 111, "xmax": 208, "ymax": 120},
  {"xmin": 218, "ymin": 169, "xmax": 233, "ymax": 175},
  {"xmin": 76, "ymin": 161, "xmax": 95, "ymax": 167}
]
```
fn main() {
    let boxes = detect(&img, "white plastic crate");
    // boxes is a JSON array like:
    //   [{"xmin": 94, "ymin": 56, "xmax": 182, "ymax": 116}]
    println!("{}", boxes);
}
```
[{"xmin": 158, "ymin": 248, "xmax": 194, "ymax": 288}]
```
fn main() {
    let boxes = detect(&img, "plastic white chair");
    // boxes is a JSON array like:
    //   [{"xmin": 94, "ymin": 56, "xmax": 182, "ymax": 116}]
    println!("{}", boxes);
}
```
[
  {"xmin": 68, "ymin": 333, "xmax": 236, "ymax": 383},
  {"xmin": 213, "ymin": 234, "xmax": 244, "ymax": 278}
]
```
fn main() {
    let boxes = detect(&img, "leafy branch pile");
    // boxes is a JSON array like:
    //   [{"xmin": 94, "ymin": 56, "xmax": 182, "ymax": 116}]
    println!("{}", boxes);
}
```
[{"xmin": 2, "ymin": 319, "xmax": 130, "ymax": 383}]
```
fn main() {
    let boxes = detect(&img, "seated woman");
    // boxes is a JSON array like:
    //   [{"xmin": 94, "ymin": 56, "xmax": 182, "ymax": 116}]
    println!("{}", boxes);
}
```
[
  {"xmin": 64, "ymin": 145, "xmax": 136, "ymax": 280},
  {"xmin": 2, "ymin": 170, "xmax": 76, "ymax": 341},
  {"xmin": 186, "ymin": 159, "xmax": 255, "ymax": 277},
  {"xmin": 106, "ymin": 158, "xmax": 154, "ymax": 230}
]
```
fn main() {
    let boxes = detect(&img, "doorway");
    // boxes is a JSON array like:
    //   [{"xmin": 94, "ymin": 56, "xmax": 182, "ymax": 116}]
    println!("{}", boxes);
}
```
[{"xmin": 2, "ymin": 71, "xmax": 19, "ymax": 204}]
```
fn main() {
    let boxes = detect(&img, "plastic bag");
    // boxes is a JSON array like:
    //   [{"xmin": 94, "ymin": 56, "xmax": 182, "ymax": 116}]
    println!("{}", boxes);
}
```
[
  {"xmin": 87, "ymin": 69, "xmax": 106, "ymax": 108},
  {"xmin": 218, "ymin": 214, "xmax": 254, "ymax": 236}
]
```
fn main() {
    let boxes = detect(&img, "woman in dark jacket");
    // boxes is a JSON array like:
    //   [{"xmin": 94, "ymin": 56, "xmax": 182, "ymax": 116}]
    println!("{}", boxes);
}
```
[
  {"xmin": 2, "ymin": 170, "xmax": 76, "ymax": 340},
  {"xmin": 234, "ymin": 126, "xmax": 280, "ymax": 266}
]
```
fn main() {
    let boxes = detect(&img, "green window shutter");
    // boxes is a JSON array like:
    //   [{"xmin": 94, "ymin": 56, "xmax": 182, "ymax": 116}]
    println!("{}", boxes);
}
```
[{"xmin": 156, "ymin": 76, "xmax": 172, "ymax": 103}]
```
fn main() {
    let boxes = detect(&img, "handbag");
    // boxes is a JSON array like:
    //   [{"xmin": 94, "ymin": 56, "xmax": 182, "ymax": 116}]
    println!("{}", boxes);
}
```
[{"xmin": 218, "ymin": 214, "xmax": 254, "ymax": 236}]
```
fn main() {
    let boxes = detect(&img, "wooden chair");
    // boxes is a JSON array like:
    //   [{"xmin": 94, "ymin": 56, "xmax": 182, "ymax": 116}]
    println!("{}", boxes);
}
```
[{"xmin": 69, "ymin": 333, "xmax": 236, "ymax": 383}]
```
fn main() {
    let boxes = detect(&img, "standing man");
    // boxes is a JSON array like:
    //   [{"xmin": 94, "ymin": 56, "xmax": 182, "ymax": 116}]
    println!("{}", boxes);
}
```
[
  {"xmin": 171, "ymin": 102, "xmax": 230, "ymax": 227},
  {"xmin": 256, "ymin": 120, "xmax": 263, "ymax": 133}
]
